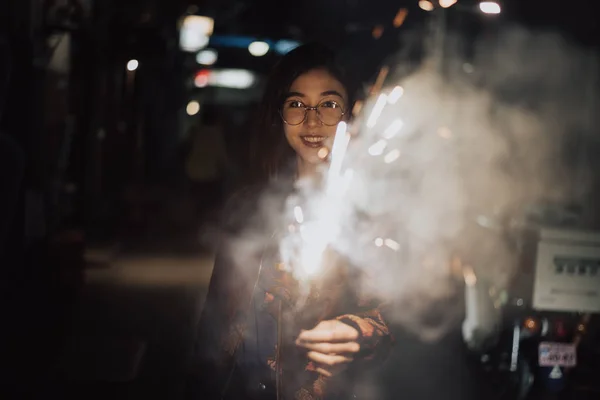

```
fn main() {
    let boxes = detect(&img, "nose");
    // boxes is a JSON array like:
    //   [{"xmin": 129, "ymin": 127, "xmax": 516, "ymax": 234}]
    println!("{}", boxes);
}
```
[{"xmin": 305, "ymin": 107, "xmax": 321, "ymax": 128}]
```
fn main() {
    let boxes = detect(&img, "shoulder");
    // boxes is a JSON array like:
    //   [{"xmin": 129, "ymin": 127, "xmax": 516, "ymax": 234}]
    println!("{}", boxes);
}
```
[
  {"xmin": 219, "ymin": 179, "xmax": 294, "ymax": 234},
  {"xmin": 222, "ymin": 184, "xmax": 264, "ymax": 214},
  {"xmin": 219, "ymin": 184, "xmax": 266, "ymax": 232}
]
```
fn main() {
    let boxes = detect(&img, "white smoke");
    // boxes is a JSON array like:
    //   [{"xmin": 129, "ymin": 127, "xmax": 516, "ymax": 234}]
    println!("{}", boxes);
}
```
[{"xmin": 227, "ymin": 27, "xmax": 597, "ymax": 342}]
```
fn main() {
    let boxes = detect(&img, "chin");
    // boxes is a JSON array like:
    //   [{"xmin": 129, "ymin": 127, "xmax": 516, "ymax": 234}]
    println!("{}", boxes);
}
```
[{"xmin": 300, "ymin": 152, "xmax": 323, "ymax": 165}]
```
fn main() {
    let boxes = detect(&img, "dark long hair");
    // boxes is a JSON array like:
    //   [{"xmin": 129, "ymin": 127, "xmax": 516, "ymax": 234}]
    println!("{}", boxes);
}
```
[{"xmin": 248, "ymin": 42, "xmax": 355, "ymax": 184}]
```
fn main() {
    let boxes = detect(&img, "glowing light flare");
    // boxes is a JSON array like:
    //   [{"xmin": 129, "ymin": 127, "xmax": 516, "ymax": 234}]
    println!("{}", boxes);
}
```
[
  {"xmin": 387, "ymin": 86, "xmax": 404, "ymax": 104},
  {"xmin": 393, "ymin": 8, "xmax": 409, "ymax": 28},
  {"xmin": 248, "ymin": 41, "xmax": 270, "ymax": 56},
  {"xmin": 127, "ymin": 59, "xmax": 139, "ymax": 71},
  {"xmin": 196, "ymin": 49, "xmax": 218, "ymax": 65},
  {"xmin": 383, "ymin": 119, "xmax": 404, "ymax": 139},
  {"xmin": 374, "ymin": 238, "xmax": 384, "ymax": 247},
  {"xmin": 274, "ymin": 40, "xmax": 300, "ymax": 54},
  {"xmin": 186, "ymin": 100, "xmax": 200, "ymax": 116},
  {"xmin": 384, "ymin": 238, "xmax": 400, "ymax": 251},
  {"xmin": 195, "ymin": 69, "xmax": 256, "ymax": 89},
  {"xmin": 372, "ymin": 25, "xmax": 384, "ymax": 39},
  {"xmin": 384, "ymin": 149, "xmax": 400, "ymax": 163},
  {"xmin": 367, "ymin": 94, "xmax": 388, "ymax": 128},
  {"xmin": 181, "ymin": 15, "xmax": 214, "ymax": 35},
  {"xmin": 300, "ymin": 242, "xmax": 326, "ymax": 276},
  {"xmin": 294, "ymin": 206, "xmax": 304, "ymax": 224},
  {"xmin": 479, "ymin": 1, "xmax": 501, "ymax": 14},
  {"xmin": 296, "ymin": 223, "xmax": 328, "ymax": 277},
  {"xmin": 368, "ymin": 139, "xmax": 387, "ymax": 156},
  {"xmin": 463, "ymin": 266, "xmax": 477, "ymax": 286},
  {"xmin": 194, "ymin": 70, "xmax": 210, "ymax": 88},
  {"xmin": 439, "ymin": 0, "xmax": 458, "ymax": 8},
  {"xmin": 418, "ymin": 0, "xmax": 435, "ymax": 11},
  {"xmin": 212, "ymin": 69, "xmax": 255, "ymax": 89},
  {"xmin": 524, "ymin": 317, "xmax": 538, "ymax": 331},
  {"xmin": 317, "ymin": 147, "xmax": 329, "ymax": 160},
  {"xmin": 327, "ymin": 122, "xmax": 350, "ymax": 188},
  {"xmin": 179, "ymin": 15, "xmax": 213, "ymax": 52}
]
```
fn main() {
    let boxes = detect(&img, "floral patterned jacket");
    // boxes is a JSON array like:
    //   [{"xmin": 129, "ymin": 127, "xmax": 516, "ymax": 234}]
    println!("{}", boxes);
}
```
[{"xmin": 186, "ymin": 186, "xmax": 393, "ymax": 400}]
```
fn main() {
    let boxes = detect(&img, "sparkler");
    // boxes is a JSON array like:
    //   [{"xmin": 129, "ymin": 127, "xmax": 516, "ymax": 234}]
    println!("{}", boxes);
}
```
[{"xmin": 292, "ymin": 121, "xmax": 351, "ymax": 279}]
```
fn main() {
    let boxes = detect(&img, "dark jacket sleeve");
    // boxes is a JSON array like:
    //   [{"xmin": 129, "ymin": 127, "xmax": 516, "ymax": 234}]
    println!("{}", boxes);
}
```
[
  {"xmin": 184, "ymin": 187, "xmax": 264, "ymax": 399},
  {"xmin": 294, "ymin": 266, "xmax": 395, "ymax": 400}
]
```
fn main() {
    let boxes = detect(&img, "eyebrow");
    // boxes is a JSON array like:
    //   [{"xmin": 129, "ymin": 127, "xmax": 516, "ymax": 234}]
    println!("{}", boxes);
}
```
[{"xmin": 284, "ymin": 90, "xmax": 345, "ymax": 100}]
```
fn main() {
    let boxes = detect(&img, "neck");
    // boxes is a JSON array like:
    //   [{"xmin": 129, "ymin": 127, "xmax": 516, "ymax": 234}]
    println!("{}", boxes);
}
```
[{"xmin": 296, "ymin": 157, "xmax": 318, "ymax": 179}]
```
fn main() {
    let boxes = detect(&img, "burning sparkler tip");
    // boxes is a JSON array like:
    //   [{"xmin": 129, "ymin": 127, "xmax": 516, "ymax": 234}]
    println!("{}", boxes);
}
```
[{"xmin": 317, "ymin": 147, "xmax": 330, "ymax": 160}]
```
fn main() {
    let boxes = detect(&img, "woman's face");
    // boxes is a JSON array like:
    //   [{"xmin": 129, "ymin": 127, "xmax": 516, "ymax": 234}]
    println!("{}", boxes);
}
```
[{"xmin": 282, "ymin": 68, "xmax": 348, "ymax": 166}]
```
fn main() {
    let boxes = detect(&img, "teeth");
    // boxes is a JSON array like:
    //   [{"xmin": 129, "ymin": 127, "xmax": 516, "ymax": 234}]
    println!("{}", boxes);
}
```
[{"xmin": 303, "ymin": 136, "xmax": 324, "ymax": 143}]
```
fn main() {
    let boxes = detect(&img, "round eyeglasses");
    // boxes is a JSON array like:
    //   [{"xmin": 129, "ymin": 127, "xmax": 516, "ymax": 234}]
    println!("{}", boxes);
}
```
[{"xmin": 280, "ymin": 100, "xmax": 345, "ymax": 126}]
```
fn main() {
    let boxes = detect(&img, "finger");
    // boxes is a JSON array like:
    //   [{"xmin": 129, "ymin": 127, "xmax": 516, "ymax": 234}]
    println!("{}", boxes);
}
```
[
  {"xmin": 297, "ymin": 321, "xmax": 359, "ymax": 343},
  {"xmin": 315, "ymin": 367, "xmax": 333, "ymax": 378},
  {"xmin": 315, "ymin": 364, "xmax": 348, "ymax": 378},
  {"xmin": 296, "ymin": 340, "xmax": 360, "ymax": 354},
  {"xmin": 307, "ymin": 351, "xmax": 353, "ymax": 367}
]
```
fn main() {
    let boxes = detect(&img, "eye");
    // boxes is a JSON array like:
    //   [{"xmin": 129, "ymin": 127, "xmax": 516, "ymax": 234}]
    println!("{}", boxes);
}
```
[
  {"xmin": 320, "ymin": 100, "xmax": 342, "ymax": 109},
  {"xmin": 286, "ymin": 100, "xmax": 304, "ymax": 108}
]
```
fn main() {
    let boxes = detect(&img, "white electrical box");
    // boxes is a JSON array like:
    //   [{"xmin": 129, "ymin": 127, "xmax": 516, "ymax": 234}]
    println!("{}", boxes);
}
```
[{"xmin": 532, "ymin": 228, "xmax": 600, "ymax": 313}]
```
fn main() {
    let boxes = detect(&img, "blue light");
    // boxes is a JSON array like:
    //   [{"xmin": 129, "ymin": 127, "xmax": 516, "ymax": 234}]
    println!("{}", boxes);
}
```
[
  {"xmin": 274, "ymin": 40, "xmax": 301, "ymax": 54},
  {"xmin": 208, "ymin": 36, "xmax": 301, "ymax": 55}
]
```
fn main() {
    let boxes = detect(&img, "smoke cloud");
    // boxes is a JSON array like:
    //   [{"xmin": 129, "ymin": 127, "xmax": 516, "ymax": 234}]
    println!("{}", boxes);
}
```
[{"xmin": 224, "ymin": 26, "xmax": 598, "ymax": 342}]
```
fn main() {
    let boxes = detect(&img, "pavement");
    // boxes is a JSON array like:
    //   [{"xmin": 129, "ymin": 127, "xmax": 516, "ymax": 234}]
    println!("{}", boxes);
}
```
[{"xmin": 45, "ymin": 243, "xmax": 215, "ymax": 400}]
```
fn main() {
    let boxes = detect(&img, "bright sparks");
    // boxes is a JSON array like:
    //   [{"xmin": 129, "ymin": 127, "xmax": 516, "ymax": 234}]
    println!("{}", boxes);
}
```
[
  {"xmin": 384, "ymin": 149, "xmax": 401, "ymax": 163},
  {"xmin": 368, "ymin": 139, "xmax": 387, "ymax": 156},
  {"xmin": 383, "ymin": 119, "xmax": 404, "ymax": 139},
  {"xmin": 367, "ymin": 94, "xmax": 388, "ymax": 128},
  {"xmin": 387, "ymin": 86, "xmax": 404, "ymax": 104},
  {"xmin": 294, "ymin": 206, "xmax": 304, "ymax": 224}
]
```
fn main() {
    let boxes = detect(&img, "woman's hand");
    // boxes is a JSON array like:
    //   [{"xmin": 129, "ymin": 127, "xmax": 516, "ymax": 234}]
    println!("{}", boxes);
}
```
[{"xmin": 295, "ymin": 319, "xmax": 360, "ymax": 378}]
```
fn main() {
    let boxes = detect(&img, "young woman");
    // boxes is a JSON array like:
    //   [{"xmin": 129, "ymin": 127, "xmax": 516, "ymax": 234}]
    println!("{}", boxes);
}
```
[{"xmin": 187, "ymin": 43, "xmax": 392, "ymax": 400}]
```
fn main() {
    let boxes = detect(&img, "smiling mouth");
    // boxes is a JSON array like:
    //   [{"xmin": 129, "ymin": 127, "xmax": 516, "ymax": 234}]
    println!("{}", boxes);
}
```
[{"xmin": 300, "ymin": 135, "xmax": 327, "ymax": 148}]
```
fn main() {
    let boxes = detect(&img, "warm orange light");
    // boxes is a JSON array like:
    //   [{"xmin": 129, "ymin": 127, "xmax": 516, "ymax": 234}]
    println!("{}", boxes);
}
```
[
  {"xmin": 352, "ymin": 100, "xmax": 363, "ymax": 116},
  {"xmin": 393, "ymin": 8, "xmax": 409, "ymax": 28},
  {"xmin": 372, "ymin": 25, "xmax": 384, "ymax": 39},
  {"xmin": 524, "ymin": 317, "xmax": 537, "ymax": 330},
  {"xmin": 439, "ymin": 0, "xmax": 458, "ymax": 8},
  {"xmin": 418, "ymin": 0, "xmax": 435, "ymax": 11},
  {"xmin": 463, "ymin": 266, "xmax": 476, "ymax": 286}
]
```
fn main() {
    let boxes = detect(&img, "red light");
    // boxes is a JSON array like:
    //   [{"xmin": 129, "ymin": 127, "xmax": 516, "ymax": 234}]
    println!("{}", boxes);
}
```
[
  {"xmin": 194, "ymin": 70, "xmax": 211, "ymax": 88},
  {"xmin": 555, "ymin": 320, "xmax": 567, "ymax": 338}
]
